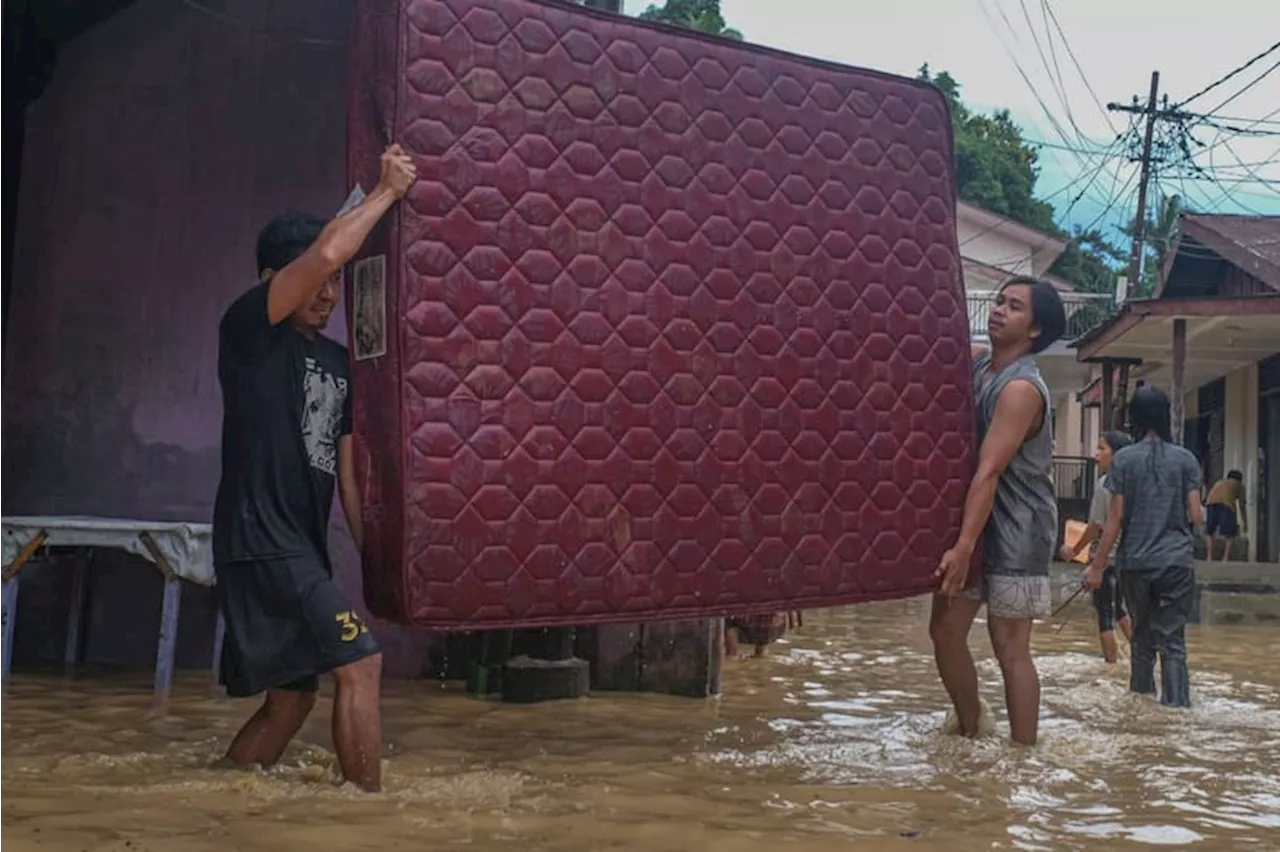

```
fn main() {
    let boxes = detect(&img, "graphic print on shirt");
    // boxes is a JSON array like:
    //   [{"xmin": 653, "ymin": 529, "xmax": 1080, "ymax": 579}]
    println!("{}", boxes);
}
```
[{"xmin": 300, "ymin": 356, "xmax": 347, "ymax": 476}]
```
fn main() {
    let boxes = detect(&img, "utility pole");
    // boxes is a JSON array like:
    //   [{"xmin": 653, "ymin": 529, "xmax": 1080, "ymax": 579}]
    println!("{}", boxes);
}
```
[{"xmin": 1107, "ymin": 71, "xmax": 1161, "ymax": 293}]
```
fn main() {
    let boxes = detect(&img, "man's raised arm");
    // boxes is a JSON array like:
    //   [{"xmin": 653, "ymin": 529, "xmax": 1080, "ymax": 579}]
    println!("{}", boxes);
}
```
[{"xmin": 265, "ymin": 144, "xmax": 416, "ymax": 325}]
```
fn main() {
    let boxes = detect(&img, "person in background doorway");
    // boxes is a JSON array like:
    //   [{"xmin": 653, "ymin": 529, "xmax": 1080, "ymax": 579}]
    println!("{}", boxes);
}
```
[
  {"xmin": 1086, "ymin": 386, "xmax": 1204, "ymax": 708},
  {"xmin": 212, "ymin": 145, "xmax": 416, "ymax": 792},
  {"xmin": 1060, "ymin": 430, "xmax": 1134, "ymax": 663},
  {"xmin": 1203, "ymin": 470, "xmax": 1246, "ymax": 562},
  {"xmin": 933, "ymin": 276, "xmax": 1066, "ymax": 747}
]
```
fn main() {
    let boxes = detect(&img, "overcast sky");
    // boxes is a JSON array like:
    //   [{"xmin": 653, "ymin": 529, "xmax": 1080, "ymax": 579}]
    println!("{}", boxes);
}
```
[{"xmin": 627, "ymin": 0, "xmax": 1280, "ymax": 238}]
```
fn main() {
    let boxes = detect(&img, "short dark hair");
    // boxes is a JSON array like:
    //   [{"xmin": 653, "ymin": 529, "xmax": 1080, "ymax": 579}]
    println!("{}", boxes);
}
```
[
  {"xmin": 999, "ymin": 275, "xmax": 1067, "ymax": 354},
  {"xmin": 1227, "ymin": 469, "xmax": 1244, "ymax": 481},
  {"xmin": 256, "ymin": 212, "xmax": 327, "ymax": 275}
]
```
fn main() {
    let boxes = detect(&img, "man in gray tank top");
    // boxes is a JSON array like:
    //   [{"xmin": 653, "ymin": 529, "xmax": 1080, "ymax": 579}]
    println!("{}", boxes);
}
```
[{"xmin": 931, "ymin": 276, "xmax": 1066, "ymax": 747}]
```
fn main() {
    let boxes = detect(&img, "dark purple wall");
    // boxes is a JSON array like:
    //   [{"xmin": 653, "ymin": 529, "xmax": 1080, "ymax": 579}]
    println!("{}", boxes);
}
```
[{"xmin": 3, "ymin": 0, "xmax": 433, "ymax": 676}]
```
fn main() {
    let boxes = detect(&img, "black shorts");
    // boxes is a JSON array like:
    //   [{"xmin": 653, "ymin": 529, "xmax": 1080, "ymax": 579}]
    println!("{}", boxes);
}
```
[
  {"xmin": 1205, "ymin": 503, "xmax": 1238, "ymax": 537},
  {"xmin": 215, "ymin": 555, "xmax": 380, "ymax": 698}
]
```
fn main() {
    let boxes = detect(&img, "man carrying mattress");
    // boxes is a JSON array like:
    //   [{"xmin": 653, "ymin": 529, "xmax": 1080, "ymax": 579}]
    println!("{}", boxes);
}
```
[
  {"xmin": 931, "ymin": 276, "xmax": 1066, "ymax": 746},
  {"xmin": 212, "ymin": 145, "xmax": 415, "ymax": 792}
]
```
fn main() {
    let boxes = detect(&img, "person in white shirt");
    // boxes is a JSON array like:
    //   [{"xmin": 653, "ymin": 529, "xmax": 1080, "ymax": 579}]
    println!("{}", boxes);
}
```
[{"xmin": 1060, "ymin": 430, "xmax": 1134, "ymax": 663}]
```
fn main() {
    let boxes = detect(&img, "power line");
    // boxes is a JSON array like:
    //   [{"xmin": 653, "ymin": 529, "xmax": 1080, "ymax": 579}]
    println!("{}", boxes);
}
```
[
  {"xmin": 1105, "ymin": 59, "xmax": 1280, "ymax": 218},
  {"xmin": 1021, "ymin": 136, "xmax": 1121, "ymax": 155},
  {"xmin": 1201, "ymin": 57, "xmax": 1280, "ymax": 118},
  {"xmin": 1039, "ymin": 0, "xmax": 1121, "ymax": 135},
  {"xmin": 975, "ymin": 0, "xmax": 1136, "ymax": 224},
  {"xmin": 1107, "ymin": 72, "xmax": 1162, "ymax": 287},
  {"xmin": 1175, "ymin": 39, "xmax": 1280, "ymax": 109}
]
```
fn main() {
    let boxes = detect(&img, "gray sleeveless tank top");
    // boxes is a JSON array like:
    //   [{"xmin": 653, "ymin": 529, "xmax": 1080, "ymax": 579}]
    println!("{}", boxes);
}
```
[{"xmin": 971, "ymin": 352, "xmax": 1057, "ymax": 577}]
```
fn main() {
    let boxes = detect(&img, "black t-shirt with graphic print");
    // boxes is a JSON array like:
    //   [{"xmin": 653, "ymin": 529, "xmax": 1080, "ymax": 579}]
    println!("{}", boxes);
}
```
[{"xmin": 213, "ymin": 282, "xmax": 352, "ymax": 567}]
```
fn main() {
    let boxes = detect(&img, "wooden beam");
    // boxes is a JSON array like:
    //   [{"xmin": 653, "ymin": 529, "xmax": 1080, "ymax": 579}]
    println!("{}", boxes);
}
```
[
  {"xmin": 1117, "ymin": 362, "xmax": 1132, "ymax": 431},
  {"xmin": 1079, "ymin": 356, "xmax": 1144, "ymax": 366},
  {"xmin": 1137, "ymin": 295, "xmax": 1280, "ymax": 317},
  {"xmin": 2, "ymin": 530, "xmax": 47, "ymax": 582},
  {"xmin": 1171, "ymin": 318, "xmax": 1187, "ymax": 445},
  {"xmin": 138, "ymin": 531, "xmax": 175, "ymax": 580},
  {"xmin": 1077, "ymin": 295, "xmax": 1280, "ymax": 362},
  {"xmin": 1101, "ymin": 361, "xmax": 1115, "ymax": 430},
  {"xmin": 1075, "ymin": 311, "xmax": 1144, "ymax": 361}
]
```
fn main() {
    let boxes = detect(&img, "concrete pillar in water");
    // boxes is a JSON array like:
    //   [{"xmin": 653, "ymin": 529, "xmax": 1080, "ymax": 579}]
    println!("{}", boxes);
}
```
[{"xmin": 501, "ymin": 627, "xmax": 590, "ymax": 703}]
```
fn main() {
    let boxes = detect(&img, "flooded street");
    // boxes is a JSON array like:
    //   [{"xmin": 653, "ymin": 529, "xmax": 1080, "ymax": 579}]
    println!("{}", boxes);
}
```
[{"xmin": 4, "ymin": 597, "xmax": 1280, "ymax": 851}]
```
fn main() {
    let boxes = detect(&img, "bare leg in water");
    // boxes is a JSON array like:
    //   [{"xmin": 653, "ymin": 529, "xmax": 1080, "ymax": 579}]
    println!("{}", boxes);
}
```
[
  {"xmin": 930, "ymin": 594, "xmax": 984, "ymax": 735},
  {"xmin": 220, "ymin": 688, "xmax": 317, "ymax": 768},
  {"xmin": 331, "ymin": 653, "xmax": 384, "ymax": 792},
  {"xmin": 724, "ymin": 624, "xmax": 741, "ymax": 657},
  {"xmin": 1099, "ymin": 629, "xmax": 1121, "ymax": 664},
  {"xmin": 988, "ymin": 616, "xmax": 1039, "ymax": 746}
]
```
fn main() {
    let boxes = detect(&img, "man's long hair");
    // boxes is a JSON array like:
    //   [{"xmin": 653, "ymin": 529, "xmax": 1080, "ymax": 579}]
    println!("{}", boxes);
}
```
[
  {"xmin": 1128, "ymin": 385, "xmax": 1175, "ymax": 481},
  {"xmin": 999, "ymin": 275, "xmax": 1067, "ymax": 354}
]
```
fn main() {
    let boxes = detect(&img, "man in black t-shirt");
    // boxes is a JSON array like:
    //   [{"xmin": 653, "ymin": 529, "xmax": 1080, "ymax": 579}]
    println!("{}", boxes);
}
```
[{"xmin": 213, "ymin": 145, "xmax": 415, "ymax": 792}]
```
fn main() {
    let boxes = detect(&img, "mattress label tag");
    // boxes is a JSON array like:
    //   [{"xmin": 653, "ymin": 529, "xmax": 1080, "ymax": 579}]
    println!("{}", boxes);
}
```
[
  {"xmin": 336, "ymin": 184, "xmax": 367, "ymax": 217},
  {"xmin": 352, "ymin": 254, "xmax": 388, "ymax": 362}
]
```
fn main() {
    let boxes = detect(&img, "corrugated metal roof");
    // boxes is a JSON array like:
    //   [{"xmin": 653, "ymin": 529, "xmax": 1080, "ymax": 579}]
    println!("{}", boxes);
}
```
[{"xmin": 1180, "ymin": 214, "xmax": 1280, "ymax": 292}]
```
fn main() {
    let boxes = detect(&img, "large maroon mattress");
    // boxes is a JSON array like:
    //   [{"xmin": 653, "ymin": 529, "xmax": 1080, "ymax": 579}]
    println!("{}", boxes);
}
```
[{"xmin": 346, "ymin": 0, "xmax": 975, "ymax": 629}]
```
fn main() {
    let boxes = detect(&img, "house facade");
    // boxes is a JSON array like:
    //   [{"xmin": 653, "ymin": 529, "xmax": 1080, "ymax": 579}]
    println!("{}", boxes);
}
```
[{"xmin": 1073, "ymin": 214, "xmax": 1280, "ymax": 563}]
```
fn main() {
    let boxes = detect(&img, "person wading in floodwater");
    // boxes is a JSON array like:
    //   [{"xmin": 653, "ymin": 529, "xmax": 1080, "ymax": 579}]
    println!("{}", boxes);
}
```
[
  {"xmin": 1086, "ymin": 386, "xmax": 1204, "ymax": 708},
  {"xmin": 933, "ymin": 276, "xmax": 1066, "ymax": 746},
  {"xmin": 1061, "ymin": 430, "xmax": 1135, "ymax": 663},
  {"xmin": 212, "ymin": 145, "xmax": 415, "ymax": 792}
]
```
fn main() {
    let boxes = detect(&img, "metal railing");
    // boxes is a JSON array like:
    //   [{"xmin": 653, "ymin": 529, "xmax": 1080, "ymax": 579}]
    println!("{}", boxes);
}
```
[
  {"xmin": 967, "ymin": 291, "xmax": 1116, "ymax": 342},
  {"xmin": 1053, "ymin": 455, "xmax": 1097, "ymax": 553},
  {"xmin": 1053, "ymin": 455, "xmax": 1096, "ymax": 501}
]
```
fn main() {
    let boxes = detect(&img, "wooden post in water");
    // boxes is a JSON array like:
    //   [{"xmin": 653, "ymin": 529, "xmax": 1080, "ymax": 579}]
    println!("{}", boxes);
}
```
[
  {"xmin": 1171, "ymin": 318, "xmax": 1187, "ymax": 445},
  {"xmin": 465, "ymin": 629, "xmax": 513, "ymax": 697},
  {"xmin": 637, "ymin": 619, "xmax": 724, "ymax": 698},
  {"xmin": 574, "ymin": 623, "xmax": 642, "ymax": 691}
]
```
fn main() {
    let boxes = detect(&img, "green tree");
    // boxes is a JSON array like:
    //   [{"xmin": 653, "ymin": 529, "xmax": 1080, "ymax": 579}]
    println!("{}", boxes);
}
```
[
  {"xmin": 918, "ymin": 65, "xmax": 1124, "ymax": 303},
  {"xmin": 1052, "ymin": 226, "xmax": 1126, "ymax": 295},
  {"xmin": 918, "ymin": 66, "xmax": 1057, "ymax": 234},
  {"xmin": 1124, "ymin": 193, "xmax": 1183, "ymax": 297},
  {"xmin": 638, "ymin": 0, "xmax": 743, "ymax": 40}
]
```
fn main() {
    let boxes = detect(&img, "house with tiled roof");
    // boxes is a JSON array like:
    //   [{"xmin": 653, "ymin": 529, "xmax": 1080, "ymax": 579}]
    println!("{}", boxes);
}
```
[{"xmin": 1073, "ymin": 213, "xmax": 1280, "ymax": 563}]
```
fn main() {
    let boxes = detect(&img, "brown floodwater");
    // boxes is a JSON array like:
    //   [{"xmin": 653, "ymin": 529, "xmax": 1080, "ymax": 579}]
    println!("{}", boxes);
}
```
[{"xmin": 3, "ymin": 597, "xmax": 1279, "ymax": 851}]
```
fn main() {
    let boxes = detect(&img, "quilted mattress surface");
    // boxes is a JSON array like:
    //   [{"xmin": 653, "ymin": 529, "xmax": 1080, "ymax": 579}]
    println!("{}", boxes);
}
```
[{"xmin": 346, "ymin": 0, "xmax": 975, "ymax": 629}]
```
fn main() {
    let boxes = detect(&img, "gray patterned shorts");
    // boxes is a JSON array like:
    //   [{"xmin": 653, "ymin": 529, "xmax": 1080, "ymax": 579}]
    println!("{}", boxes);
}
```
[{"xmin": 961, "ymin": 574, "xmax": 1051, "ymax": 619}]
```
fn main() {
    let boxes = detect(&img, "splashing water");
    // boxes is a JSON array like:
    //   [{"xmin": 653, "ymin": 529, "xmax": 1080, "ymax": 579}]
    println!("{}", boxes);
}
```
[{"xmin": 4, "ymin": 598, "xmax": 1279, "ymax": 850}]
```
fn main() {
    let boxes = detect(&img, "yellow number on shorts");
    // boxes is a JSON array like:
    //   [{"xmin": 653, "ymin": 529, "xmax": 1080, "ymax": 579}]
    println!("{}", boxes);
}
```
[{"xmin": 334, "ymin": 610, "xmax": 368, "ymax": 642}]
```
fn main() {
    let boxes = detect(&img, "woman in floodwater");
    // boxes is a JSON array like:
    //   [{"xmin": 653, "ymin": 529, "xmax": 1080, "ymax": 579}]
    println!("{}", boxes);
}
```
[
  {"xmin": 1086, "ymin": 386, "xmax": 1204, "ymax": 707},
  {"xmin": 1061, "ymin": 430, "xmax": 1134, "ymax": 663}
]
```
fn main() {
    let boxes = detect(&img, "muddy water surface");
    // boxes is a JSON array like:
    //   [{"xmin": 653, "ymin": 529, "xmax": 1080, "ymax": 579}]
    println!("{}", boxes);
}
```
[{"xmin": 4, "ymin": 598, "xmax": 1279, "ymax": 850}]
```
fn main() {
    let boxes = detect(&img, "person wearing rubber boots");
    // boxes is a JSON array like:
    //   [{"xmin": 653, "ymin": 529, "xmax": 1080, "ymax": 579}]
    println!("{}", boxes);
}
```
[{"xmin": 1086, "ymin": 386, "xmax": 1204, "ymax": 708}]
